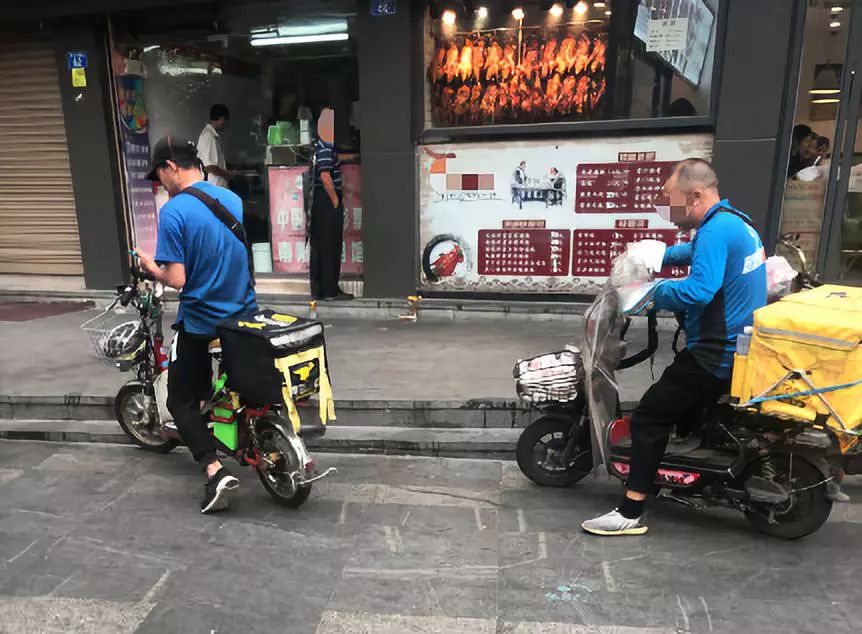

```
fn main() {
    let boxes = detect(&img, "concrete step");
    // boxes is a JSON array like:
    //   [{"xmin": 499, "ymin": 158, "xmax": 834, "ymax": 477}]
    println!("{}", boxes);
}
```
[
  {"xmin": 0, "ymin": 395, "xmax": 539, "ymax": 429},
  {"xmin": 0, "ymin": 420, "xmax": 521, "ymax": 460}
]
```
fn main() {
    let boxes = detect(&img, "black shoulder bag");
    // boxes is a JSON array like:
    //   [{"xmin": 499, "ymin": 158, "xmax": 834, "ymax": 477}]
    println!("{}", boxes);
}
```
[{"xmin": 180, "ymin": 186, "xmax": 256, "ymax": 286}]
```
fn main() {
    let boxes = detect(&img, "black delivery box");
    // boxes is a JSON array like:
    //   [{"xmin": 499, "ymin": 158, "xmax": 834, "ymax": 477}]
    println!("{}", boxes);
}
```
[{"xmin": 217, "ymin": 309, "xmax": 326, "ymax": 405}]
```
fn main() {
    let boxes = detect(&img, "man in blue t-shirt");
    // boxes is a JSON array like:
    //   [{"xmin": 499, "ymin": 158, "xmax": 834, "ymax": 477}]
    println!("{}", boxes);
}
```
[
  {"xmin": 583, "ymin": 159, "xmax": 768, "ymax": 537},
  {"xmin": 135, "ymin": 135, "xmax": 257, "ymax": 514}
]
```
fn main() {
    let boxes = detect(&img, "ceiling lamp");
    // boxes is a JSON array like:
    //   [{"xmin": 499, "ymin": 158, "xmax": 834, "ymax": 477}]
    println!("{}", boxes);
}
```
[
  {"xmin": 594, "ymin": 1, "xmax": 606, "ymax": 7},
  {"xmin": 812, "ymin": 97, "xmax": 840, "ymax": 104},
  {"xmin": 549, "ymin": 3, "xmax": 564, "ymax": 17},
  {"xmin": 831, "ymin": 6, "xmax": 844, "ymax": 12},
  {"xmin": 442, "ymin": 9, "xmax": 457, "ymax": 24},
  {"xmin": 810, "ymin": 64, "xmax": 841, "ymax": 96},
  {"xmin": 830, "ymin": 20, "xmax": 841, "ymax": 28},
  {"xmin": 477, "ymin": 6, "xmax": 488, "ymax": 18},
  {"xmin": 512, "ymin": 7, "xmax": 525, "ymax": 20},
  {"xmin": 574, "ymin": 1, "xmax": 589, "ymax": 16},
  {"xmin": 250, "ymin": 33, "xmax": 349, "ymax": 46}
]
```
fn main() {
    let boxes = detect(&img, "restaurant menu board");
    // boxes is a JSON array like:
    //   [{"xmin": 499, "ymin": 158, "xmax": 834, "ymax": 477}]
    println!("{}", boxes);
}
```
[
  {"xmin": 575, "ymin": 161, "xmax": 676, "ymax": 214},
  {"xmin": 268, "ymin": 165, "xmax": 364, "ymax": 277},
  {"xmin": 572, "ymin": 229, "xmax": 689, "ymax": 278},
  {"xmin": 478, "ymin": 230, "xmax": 570, "ymax": 277},
  {"xmin": 418, "ymin": 133, "xmax": 713, "ymax": 294}
]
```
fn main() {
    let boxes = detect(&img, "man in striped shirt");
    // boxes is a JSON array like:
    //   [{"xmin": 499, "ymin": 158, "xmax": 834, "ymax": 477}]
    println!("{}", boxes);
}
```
[{"xmin": 310, "ymin": 108, "xmax": 353, "ymax": 300}]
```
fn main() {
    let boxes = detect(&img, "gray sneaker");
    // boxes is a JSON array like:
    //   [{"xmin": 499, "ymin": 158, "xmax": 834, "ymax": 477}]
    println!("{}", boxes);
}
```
[{"xmin": 582, "ymin": 509, "xmax": 648, "ymax": 536}]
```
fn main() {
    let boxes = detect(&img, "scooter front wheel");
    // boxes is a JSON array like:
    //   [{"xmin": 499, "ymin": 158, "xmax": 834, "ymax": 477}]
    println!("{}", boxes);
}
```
[
  {"xmin": 115, "ymin": 383, "xmax": 178, "ymax": 453},
  {"xmin": 516, "ymin": 411, "xmax": 593, "ymax": 487}
]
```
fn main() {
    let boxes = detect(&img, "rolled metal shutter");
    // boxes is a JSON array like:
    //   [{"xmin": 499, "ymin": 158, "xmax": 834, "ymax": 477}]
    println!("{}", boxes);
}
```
[{"xmin": 0, "ymin": 40, "xmax": 83, "ymax": 275}]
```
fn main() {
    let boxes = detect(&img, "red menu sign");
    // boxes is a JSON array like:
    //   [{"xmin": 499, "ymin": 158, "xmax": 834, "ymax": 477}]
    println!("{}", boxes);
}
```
[
  {"xmin": 572, "ymin": 228, "xmax": 689, "ymax": 278},
  {"xmin": 268, "ymin": 164, "xmax": 364, "ymax": 276},
  {"xmin": 575, "ymin": 161, "xmax": 677, "ymax": 213},
  {"xmin": 340, "ymin": 164, "xmax": 364, "ymax": 277},
  {"xmin": 478, "ymin": 229, "xmax": 570, "ymax": 276}
]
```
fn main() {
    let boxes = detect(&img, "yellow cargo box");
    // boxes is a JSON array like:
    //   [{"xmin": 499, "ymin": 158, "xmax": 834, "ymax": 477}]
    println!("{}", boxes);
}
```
[{"xmin": 731, "ymin": 285, "xmax": 862, "ymax": 451}]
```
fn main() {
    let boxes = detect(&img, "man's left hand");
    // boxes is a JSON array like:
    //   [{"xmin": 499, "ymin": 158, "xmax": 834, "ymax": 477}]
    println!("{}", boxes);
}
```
[{"xmin": 134, "ymin": 248, "xmax": 160, "ymax": 279}]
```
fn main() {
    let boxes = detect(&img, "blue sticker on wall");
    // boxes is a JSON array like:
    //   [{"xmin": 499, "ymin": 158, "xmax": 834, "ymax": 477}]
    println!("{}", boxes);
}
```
[
  {"xmin": 371, "ymin": 1, "xmax": 395, "ymax": 16},
  {"xmin": 67, "ymin": 52, "xmax": 88, "ymax": 69}
]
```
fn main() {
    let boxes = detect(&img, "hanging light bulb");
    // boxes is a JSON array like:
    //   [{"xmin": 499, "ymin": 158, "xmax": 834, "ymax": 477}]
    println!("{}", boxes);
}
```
[
  {"xmin": 512, "ymin": 7, "xmax": 525, "ymax": 20},
  {"xmin": 549, "ymin": 3, "xmax": 564, "ymax": 17},
  {"xmin": 574, "ymin": 1, "xmax": 589, "ymax": 15},
  {"xmin": 477, "ymin": 6, "xmax": 488, "ymax": 18},
  {"xmin": 442, "ymin": 9, "xmax": 457, "ymax": 25}
]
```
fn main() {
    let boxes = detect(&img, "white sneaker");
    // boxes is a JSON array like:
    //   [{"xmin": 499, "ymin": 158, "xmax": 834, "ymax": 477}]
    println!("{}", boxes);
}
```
[{"xmin": 582, "ymin": 509, "xmax": 648, "ymax": 536}]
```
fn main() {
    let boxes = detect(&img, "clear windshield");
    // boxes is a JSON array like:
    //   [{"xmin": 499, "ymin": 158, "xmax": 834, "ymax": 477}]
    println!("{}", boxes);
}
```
[{"xmin": 582, "ymin": 254, "xmax": 654, "ymax": 469}]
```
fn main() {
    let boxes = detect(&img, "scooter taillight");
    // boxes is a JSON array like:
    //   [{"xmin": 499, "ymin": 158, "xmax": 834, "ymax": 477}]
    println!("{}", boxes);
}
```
[
  {"xmin": 609, "ymin": 416, "xmax": 631, "ymax": 446},
  {"xmin": 154, "ymin": 336, "xmax": 169, "ymax": 371}
]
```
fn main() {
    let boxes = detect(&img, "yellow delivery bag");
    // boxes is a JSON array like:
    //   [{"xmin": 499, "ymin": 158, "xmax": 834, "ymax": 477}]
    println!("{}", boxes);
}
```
[{"xmin": 731, "ymin": 285, "xmax": 862, "ymax": 452}]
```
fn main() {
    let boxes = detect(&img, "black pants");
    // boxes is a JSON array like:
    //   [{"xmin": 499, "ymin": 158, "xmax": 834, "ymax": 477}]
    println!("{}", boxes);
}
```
[
  {"xmin": 309, "ymin": 190, "xmax": 344, "ymax": 299},
  {"xmin": 167, "ymin": 326, "xmax": 218, "ymax": 466},
  {"xmin": 627, "ymin": 350, "xmax": 729, "ymax": 494}
]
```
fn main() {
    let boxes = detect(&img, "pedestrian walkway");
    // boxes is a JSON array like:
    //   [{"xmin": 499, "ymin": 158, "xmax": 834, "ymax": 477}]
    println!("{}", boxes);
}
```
[{"xmin": 0, "ymin": 303, "xmax": 673, "ymax": 425}]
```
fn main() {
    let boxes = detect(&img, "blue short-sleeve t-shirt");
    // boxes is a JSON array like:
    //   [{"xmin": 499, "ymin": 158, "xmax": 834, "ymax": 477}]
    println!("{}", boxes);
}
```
[{"xmin": 155, "ymin": 181, "xmax": 257, "ymax": 336}]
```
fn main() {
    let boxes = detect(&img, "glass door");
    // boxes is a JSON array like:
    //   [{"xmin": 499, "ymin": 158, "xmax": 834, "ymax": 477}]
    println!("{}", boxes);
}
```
[
  {"xmin": 819, "ymin": 1, "xmax": 862, "ymax": 281},
  {"xmin": 777, "ymin": 0, "xmax": 862, "ymax": 282}
]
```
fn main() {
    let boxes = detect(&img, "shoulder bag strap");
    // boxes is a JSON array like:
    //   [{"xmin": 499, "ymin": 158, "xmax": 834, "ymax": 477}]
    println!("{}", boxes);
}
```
[{"xmin": 180, "ymin": 186, "xmax": 256, "ymax": 285}]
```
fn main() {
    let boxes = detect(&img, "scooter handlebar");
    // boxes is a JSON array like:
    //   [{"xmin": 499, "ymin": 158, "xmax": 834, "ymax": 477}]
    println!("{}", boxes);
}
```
[{"xmin": 617, "ymin": 311, "xmax": 658, "ymax": 370}]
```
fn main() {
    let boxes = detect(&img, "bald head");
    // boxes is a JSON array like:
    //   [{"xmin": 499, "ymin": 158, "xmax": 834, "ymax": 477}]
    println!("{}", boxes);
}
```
[
  {"xmin": 659, "ymin": 158, "xmax": 722, "ymax": 230},
  {"xmin": 674, "ymin": 158, "xmax": 719, "ymax": 194}
]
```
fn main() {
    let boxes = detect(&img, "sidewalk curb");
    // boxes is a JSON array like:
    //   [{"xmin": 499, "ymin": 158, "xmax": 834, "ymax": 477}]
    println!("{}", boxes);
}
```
[
  {"xmin": 0, "ymin": 394, "xmax": 638, "ymax": 428},
  {"xmin": 0, "ymin": 420, "xmax": 520, "ymax": 460}
]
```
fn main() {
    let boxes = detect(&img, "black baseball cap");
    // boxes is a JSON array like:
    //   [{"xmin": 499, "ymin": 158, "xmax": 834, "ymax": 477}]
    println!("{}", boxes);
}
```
[{"xmin": 145, "ymin": 135, "xmax": 199, "ymax": 181}]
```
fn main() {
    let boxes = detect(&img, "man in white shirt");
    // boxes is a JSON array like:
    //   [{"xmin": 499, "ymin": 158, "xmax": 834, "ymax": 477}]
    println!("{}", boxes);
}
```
[{"xmin": 197, "ymin": 104, "xmax": 233, "ymax": 188}]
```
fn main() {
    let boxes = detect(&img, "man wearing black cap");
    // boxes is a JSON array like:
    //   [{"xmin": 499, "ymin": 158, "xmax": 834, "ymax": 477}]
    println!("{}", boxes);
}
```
[{"xmin": 135, "ymin": 135, "xmax": 257, "ymax": 514}]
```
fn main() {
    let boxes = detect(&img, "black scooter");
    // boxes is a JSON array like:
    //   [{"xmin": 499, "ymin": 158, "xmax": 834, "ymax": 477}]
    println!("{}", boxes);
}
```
[{"xmin": 513, "ymin": 250, "xmax": 842, "ymax": 539}]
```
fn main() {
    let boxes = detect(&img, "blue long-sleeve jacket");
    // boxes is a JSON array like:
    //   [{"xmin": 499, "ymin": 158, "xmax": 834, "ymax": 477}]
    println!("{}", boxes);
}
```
[{"xmin": 653, "ymin": 200, "xmax": 767, "ymax": 379}]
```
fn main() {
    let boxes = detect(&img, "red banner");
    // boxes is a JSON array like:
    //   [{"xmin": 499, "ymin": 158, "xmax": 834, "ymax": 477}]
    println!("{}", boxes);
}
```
[{"xmin": 268, "ymin": 164, "xmax": 364, "ymax": 277}]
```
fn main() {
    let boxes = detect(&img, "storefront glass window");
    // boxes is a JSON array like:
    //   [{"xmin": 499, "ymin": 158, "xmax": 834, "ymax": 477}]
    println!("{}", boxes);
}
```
[
  {"xmin": 110, "ymin": 1, "xmax": 362, "ymax": 283},
  {"xmin": 424, "ymin": 0, "xmax": 719, "ymax": 129}
]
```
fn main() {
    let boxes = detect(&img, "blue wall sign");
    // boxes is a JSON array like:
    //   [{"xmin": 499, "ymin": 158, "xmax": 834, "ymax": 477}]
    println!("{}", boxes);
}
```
[
  {"xmin": 67, "ymin": 52, "xmax": 88, "ymax": 69},
  {"xmin": 371, "ymin": 1, "xmax": 395, "ymax": 16}
]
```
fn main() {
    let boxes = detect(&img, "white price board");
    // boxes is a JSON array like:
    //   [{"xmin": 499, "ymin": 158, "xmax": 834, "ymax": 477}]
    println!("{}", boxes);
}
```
[{"xmin": 646, "ymin": 18, "xmax": 689, "ymax": 52}]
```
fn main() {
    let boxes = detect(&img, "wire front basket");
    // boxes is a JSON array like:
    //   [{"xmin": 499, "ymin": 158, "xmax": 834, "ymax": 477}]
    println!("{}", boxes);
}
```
[
  {"xmin": 81, "ymin": 301, "xmax": 144, "ymax": 366},
  {"xmin": 514, "ymin": 347, "xmax": 584, "ymax": 404}
]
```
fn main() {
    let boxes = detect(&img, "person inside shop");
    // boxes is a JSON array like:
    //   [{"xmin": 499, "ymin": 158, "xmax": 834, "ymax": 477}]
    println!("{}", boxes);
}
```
[
  {"xmin": 197, "ymin": 104, "xmax": 234, "ymax": 188},
  {"xmin": 814, "ymin": 136, "xmax": 830, "ymax": 165},
  {"xmin": 787, "ymin": 124, "xmax": 818, "ymax": 178},
  {"xmin": 135, "ymin": 135, "xmax": 257, "ymax": 514},
  {"xmin": 582, "ymin": 159, "xmax": 768, "ymax": 536},
  {"xmin": 310, "ymin": 107, "xmax": 353, "ymax": 301}
]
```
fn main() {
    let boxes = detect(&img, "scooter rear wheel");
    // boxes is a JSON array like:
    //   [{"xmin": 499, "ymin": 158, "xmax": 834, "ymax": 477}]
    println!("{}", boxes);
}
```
[
  {"xmin": 516, "ymin": 412, "xmax": 592, "ymax": 487},
  {"xmin": 743, "ymin": 453, "xmax": 832, "ymax": 540},
  {"xmin": 115, "ymin": 384, "xmax": 178, "ymax": 453},
  {"xmin": 256, "ymin": 422, "xmax": 312, "ymax": 508}
]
